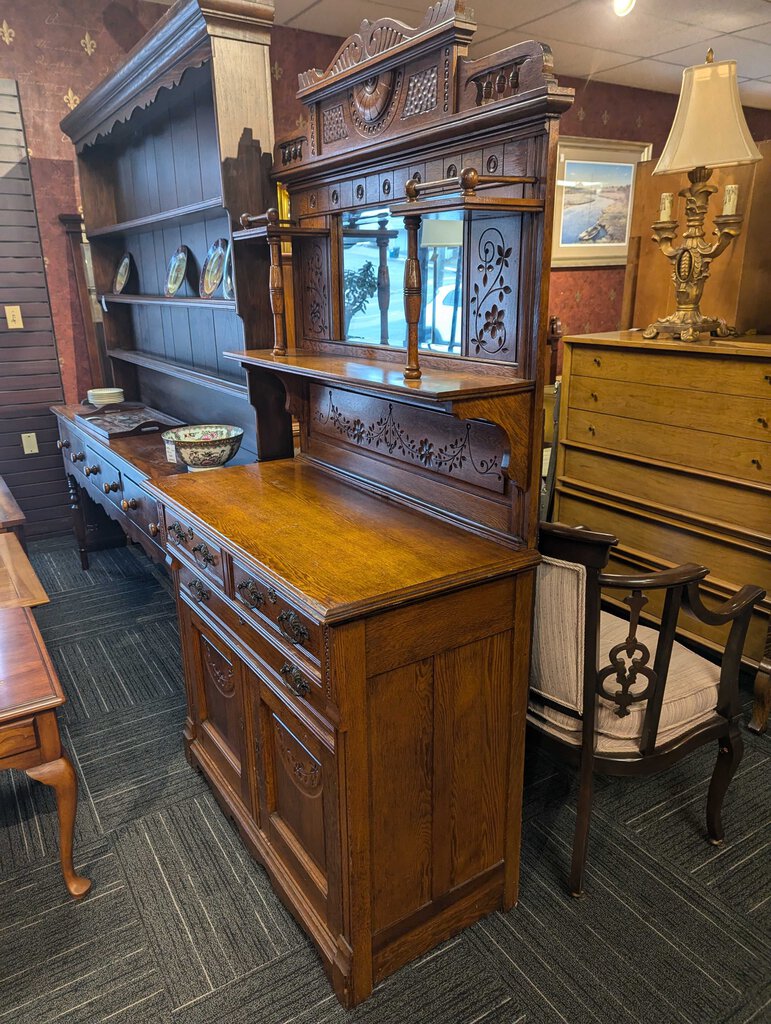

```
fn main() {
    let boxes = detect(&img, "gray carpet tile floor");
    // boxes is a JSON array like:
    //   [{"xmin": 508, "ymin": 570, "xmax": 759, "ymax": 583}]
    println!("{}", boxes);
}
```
[{"xmin": 0, "ymin": 535, "xmax": 768, "ymax": 1024}]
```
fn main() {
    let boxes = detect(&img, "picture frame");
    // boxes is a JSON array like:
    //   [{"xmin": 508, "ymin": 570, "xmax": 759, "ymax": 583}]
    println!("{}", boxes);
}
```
[{"xmin": 551, "ymin": 137, "xmax": 652, "ymax": 267}]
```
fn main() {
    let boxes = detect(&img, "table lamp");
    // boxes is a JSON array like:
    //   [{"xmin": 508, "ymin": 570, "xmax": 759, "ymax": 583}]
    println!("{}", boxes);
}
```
[{"xmin": 643, "ymin": 50, "xmax": 762, "ymax": 342}]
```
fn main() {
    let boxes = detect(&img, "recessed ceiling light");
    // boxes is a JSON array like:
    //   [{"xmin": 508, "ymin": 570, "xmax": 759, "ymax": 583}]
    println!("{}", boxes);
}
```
[{"xmin": 613, "ymin": 0, "xmax": 636, "ymax": 15}]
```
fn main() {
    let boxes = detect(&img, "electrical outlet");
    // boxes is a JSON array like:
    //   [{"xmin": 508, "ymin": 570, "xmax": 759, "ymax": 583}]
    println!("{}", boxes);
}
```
[{"xmin": 21, "ymin": 432, "xmax": 39, "ymax": 454}]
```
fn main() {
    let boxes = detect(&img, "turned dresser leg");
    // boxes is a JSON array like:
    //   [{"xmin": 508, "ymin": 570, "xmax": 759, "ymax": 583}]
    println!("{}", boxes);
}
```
[{"xmin": 26, "ymin": 756, "xmax": 92, "ymax": 899}]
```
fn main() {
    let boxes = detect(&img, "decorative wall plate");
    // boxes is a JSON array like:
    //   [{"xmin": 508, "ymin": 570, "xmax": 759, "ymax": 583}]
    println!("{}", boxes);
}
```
[
  {"xmin": 164, "ymin": 245, "xmax": 190, "ymax": 296},
  {"xmin": 199, "ymin": 238, "xmax": 228, "ymax": 298},
  {"xmin": 222, "ymin": 240, "xmax": 234, "ymax": 300},
  {"xmin": 112, "ymin": 252, "xmax": 134, "ymax": 293}
]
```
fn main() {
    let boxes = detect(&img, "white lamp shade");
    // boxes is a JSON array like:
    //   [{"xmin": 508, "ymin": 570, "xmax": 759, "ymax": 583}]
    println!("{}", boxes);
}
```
[{"xmin": 654, "ymin": 59, "xmax": 762, "ymax": 175}]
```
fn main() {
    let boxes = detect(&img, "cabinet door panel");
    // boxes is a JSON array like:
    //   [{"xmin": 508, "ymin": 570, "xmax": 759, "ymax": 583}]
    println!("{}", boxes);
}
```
[
  {"xmin": 250, "ymin": 670, "xmax": 340, "ymax": 926},
  {"xmin": 182, "ymin": 604, "xmax": 249, "ymax": 807}
]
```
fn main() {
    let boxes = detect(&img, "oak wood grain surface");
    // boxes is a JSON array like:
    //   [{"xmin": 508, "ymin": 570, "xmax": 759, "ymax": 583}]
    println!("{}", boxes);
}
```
[
  {"xmin": 0, "ymin": 606, "xmax": 62, "ymax": 721},
  {"xmin": 0, "ymin": 533, "xmax": 48, "ymax": 608},
  {"xmin": 0, "ymin": 475, "xmax": 25, "ymax": 529},
  {"xmin": 149, "ymin": 459, "xmax": 537, "ymax": 621}
]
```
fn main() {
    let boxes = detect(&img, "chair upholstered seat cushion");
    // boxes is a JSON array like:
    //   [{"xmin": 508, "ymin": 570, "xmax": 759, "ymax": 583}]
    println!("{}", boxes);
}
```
[{"xmin": 529, "ymin": 558, "xmax": 720, "ymax": 754}]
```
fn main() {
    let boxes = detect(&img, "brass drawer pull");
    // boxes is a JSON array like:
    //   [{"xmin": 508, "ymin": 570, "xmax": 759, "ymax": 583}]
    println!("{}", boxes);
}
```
[
  {"xmin": 192, "ymin": 542, "xmax": 216, "ymax": 567},
  {"xmin": 751, "ymin": 458, "xmax": 762, "ymax": 469},
  {"xmin": 237, "ymin": 579, "xmax": 264, "ymax": 608},
  {"xmin": 590, "ymin": 391, "xmax": 598, "ymax": 402},
  {"xmin": 277, "ymin": 610, "xmax": 309, "ymax": 645},
  {"xmin": 758, "ymin": 417, "xmax": 768, "ymax": 429},
  {"xmin": 188, "ymin": 579, "xmax": 211, "ymax": 602},
  {"xmin": 57, "ymin": 439, "xmax": 70, "ymax": 450},
  {"xmin": 103, "ymin": 481, "xmax": 119, "ymax": 493},
  {"xmin": 168, "ymin": 522, "xmax": 193, "ymax": 544},
  {"xmin": 84, "ymin": 465, "xmax": 99, "ymax": 477},
  {"xmin": 70, "ymin": 451, "xmax": 85, "ymax": 462},
  {"xmin": 149, "ymin": 522, "xmax": 160, "ymax": 538},
  {"xmin": 280, "ymin": 662, "xmax": 310, "ymax": 697},
  {"xmin": 120, "ymin": 498, "xmax": 139, "ymax": 511},
  {"xmin": 593, "ymin": 357, "xmax": 601, "ymax": 367},
  {"xmin": 587, "ymin": 424, "xmax": 596, "ymax": 435}
]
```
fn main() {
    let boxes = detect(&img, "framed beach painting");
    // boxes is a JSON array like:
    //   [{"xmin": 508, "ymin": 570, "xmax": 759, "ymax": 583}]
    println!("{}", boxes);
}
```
[{"xmin": 551, "ymin": 137, "xmax": 652, "ymax": 267}]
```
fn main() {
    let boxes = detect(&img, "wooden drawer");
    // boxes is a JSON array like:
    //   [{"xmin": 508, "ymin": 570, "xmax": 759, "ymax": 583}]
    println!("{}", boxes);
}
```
[
  {"xmin": 0, "ymin": 716, "xmax": 37, "ymax": 759},
  {"xmin": 85, "ymin": 444, "xmax": 123, "ymax": 506},
  {"xmin": 164, "ymin": 510, "xmax": 224, "ymax": 586},
  {"xmin": 560, "ymin": 447, "xmax": 771, "ymax": 540},
  {"xmin": 569, "ymin": 375, "xmax": 771, "ymax": 443},
  {"xmin": 566, "ymin": 408, "xmax": 771, "ymax": 485},
  {"xmin": 58, "ymin": 423, "xmax": 89, "ymax": 478},
  {"xmin": 120, "ymin": 475, "xmax": 161, "ymax": 541},
  {"xmin": 231, "ymin": 558, "xmax": 322, "ymax": 667},
  {"xmin": 570, "ymin": 345, "xmax": 771, "ymax": 399}
]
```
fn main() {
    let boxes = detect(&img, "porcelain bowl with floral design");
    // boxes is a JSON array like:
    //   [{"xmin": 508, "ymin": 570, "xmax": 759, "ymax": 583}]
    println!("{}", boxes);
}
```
[{"xmin": 161, "ymin": 424, "xmax": 243, "ymax": 471}]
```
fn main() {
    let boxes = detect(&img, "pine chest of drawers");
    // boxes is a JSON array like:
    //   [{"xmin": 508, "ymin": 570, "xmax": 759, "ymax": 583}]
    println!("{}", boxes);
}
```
[
  {"xmin": 148, "ymin": 459, "xmax": 538, "ymax": 1007},
  {"xmin": 554, "ymin": 331, "xmax": 771, "ymax": 711}
]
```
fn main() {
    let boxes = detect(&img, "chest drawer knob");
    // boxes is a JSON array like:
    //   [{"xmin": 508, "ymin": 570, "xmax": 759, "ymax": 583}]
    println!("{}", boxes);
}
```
[
  {"xmin": 192, "ymin": 542, "xmax": 216, "ymax": 567},
  {"xmin": 149, "ymin": 522, "xmax": 160, "ymax": 537},
  {"xmin": 189, "ymin": 579, "xmax": 211, "ymax": 602},
  {"xmin": 70, "ymin": 451, "xmax": 85, "ymax": 462},
  {"xmin": 237, "ymin": 579, "xmax": 264, "ymax": 608},
  {"xmin": 280, "ymin": 662, "xmax": 310, "ymax": 697},
  {"xmin": 758, "ymin": 417, "xmax": 768, "ymax": 429},
  {"xmin": 590, "ymin": 391, "xmax": 598, "ymax": 401},
  {"xmin": 587, "ymin": 424, "xmax": 596, "ymax": 435},
  {"xmin": 277, "ymin": 610, "xmax": 309, "ymax": 645},
  {"xmin": 168, "ymin": 522, "xmax": 193, "ymax": 544},
  {"xmin": 751, "ymin": 458, "xmax": 762, "ymax": 469},
  {"xmin": 84, "ymin": 465, "xmax": 99, "ymax": 477},
  {"xmin": 57, "ymin": 439, "xmax": 70, "ymax": 450},
  {"xmin": 103, "ymin": 481, "xmax": 119, "ymax": 493},
  {"xmin": 120, "ymin": 498, "xmax": 139, "ymax": 511},
  {"xmin": 593, "ymin": 357, "xmax": 601, "ymax": 367}
]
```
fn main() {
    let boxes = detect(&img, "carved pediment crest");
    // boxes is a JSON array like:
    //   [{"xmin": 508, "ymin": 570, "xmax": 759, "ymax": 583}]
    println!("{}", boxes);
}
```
[{"xmin": 297, "ymin": 0, "xmax": 475, "ymax": 98}]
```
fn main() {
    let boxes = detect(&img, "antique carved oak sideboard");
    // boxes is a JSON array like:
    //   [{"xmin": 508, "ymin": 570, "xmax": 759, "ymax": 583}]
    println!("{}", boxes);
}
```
[{"xmin": 144, "ymin": 2, "xmax": 573, "ymax": 1008}]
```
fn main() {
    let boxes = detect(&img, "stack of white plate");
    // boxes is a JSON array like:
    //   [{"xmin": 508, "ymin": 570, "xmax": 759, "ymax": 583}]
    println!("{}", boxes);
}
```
[{"xmin": 87, "ymin": 387, "xmax": 124, "ymax": 407}]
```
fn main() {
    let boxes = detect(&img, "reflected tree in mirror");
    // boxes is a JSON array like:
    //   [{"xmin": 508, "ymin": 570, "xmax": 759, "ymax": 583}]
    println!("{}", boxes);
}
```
[{"xmin": 341, "ymin": 208, "xmax": 466, "ymax": 354}]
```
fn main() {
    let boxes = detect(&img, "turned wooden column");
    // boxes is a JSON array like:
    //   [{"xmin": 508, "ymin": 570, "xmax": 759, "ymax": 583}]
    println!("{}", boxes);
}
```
[
  {"xmin": 267, "ymin": 208, "xmax": 287, "ymax": 356},
  {"xmin": 376, "ymin": 216, "xmax": 390, "ymax": 345},
  {"xmin": 403, "ymin": 213, "xmax": 422, "ymax": 380}
]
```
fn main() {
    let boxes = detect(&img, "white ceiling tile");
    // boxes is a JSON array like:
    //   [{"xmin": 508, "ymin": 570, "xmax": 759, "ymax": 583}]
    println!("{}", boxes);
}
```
[
  {"xmin": 641, "ymin": 0, "xmax": 771, "ymax": 34},
  {"xmin": 519, "ymin": 0, "xmax": 716, "ymax": 58},
  {"xmin": 548, "ymin": 38, "xmax": 639, "ymax": 77},
  {"xmin": 275, "ymin": 0, "xmax": 322, "ymax": 25},
  {"xmin": 468, "ymin": 28, "xmax": 529, "ymax": 59},
  {"xmin": 284, "ymin": 0, "xmax": 400, "ymax": 36},
  {"xmin": 591, "ymin": 59, "xmax": 689, "ymax": 93},
  {"xmin": 736, "ymin": 20, "xmax": 771, "ymax": 45},
  {"xmin": 738, "ymin": 79, "xmax": 771, "ymax": 107},
  {"xmin": 657, "ymin": 35, "xmax": 771, "ymax": 79}
]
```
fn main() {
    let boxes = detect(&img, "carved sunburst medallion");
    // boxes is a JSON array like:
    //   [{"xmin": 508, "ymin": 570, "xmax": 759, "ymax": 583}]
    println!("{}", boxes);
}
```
[{"xmin": 348, "ymin": 69, "xmax": 402, "ymax": 137}]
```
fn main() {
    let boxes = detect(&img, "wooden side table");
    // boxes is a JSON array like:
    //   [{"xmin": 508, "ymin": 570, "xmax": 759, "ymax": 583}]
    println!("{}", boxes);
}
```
[
  {"xmin": 0, "ymin": 533, "xmax": 48, "ymax": 609},
  {"xmin": 0, "ymin": 606, "xmax": 91, "ymax": 898},
  {"xmin": 0, "ymin": 476, "xmax": 27, "ymax": 552}
]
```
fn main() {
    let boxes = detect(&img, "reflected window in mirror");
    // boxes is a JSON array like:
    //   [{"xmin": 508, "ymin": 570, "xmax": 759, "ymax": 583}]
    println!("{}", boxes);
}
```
[
  {"xmin": 417, "ymin": 212, "xmax": 464, "ymax": 354},
  {"xmin": 342, "ymin": 208, "xmax": 406, "ymax": 347}
]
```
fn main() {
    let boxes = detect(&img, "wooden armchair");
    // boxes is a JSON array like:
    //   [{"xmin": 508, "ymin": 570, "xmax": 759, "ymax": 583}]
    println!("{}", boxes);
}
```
[{"xmin": 529, "ymin": 521, "xmax": 765, "ymax": 897}]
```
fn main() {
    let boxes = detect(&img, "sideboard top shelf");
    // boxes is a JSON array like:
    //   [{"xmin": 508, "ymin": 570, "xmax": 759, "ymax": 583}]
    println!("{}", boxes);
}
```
[{"xmin": 225, "ymin": 349, "xmax": 533, "ymax": 403}]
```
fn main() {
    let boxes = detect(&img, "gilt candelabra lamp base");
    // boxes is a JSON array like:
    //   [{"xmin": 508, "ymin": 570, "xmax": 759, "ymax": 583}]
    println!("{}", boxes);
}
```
[{"xmin": 642, "ymin": 166, "xmax": 744, "ymax": 343}]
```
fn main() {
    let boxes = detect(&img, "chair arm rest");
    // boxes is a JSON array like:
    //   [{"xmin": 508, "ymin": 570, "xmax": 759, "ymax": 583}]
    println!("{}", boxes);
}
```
[
  {"xmin": 684, "ymin": 583, "xmax": 766, "ymax": 626},
  {"xmin": 598, "ymin": 563, "xmax": 709, "ymax": 591}
]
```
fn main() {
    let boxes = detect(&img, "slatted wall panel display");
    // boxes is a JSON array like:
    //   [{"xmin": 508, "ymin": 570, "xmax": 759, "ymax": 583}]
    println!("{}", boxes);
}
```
[{"xmin": 0, "ymin": 79, "xmax": 69, "ymax": 537}]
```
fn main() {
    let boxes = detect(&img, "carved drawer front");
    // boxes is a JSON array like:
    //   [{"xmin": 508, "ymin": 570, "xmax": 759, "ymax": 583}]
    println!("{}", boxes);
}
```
[
  {"xmin": 185, "ymin": 606, "xmax": 250, "ymax": 809},
  {"xmin": 84, "ymin": 443, "xmax": 124, "ymax": 505},
  {"xmin": 58, "ymin": 423, "xmax": 89, "ymax": 479},
  {"xmin": 0, "ymin": 717, "xmax": 38, "ymax": 759},
  {"xmin": 121, "ymin": 475, "xmax": 162, "ymax": 541},
  {"xmin": 566, "ymin": 408, "xmax": 771, "ymax": 485},
  {"xmin": 164, "ymin": 511, "xmax": 224, "ymax": 586},
  {"xmin": 231, "ymin": 559, "xmax": 322, "ymax": 667},
  {"xmin": 570, "ymin": 346, "xmax": 771, "ymax": 400},
  {"xmin": 250, "ymin": 674, "xmax": 340, "ymax": 927}
]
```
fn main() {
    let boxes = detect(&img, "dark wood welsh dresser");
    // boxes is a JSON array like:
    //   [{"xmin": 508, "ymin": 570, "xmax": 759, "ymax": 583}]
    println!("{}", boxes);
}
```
[{"xmin": 56, "ymin": 0, "xmax": 573, "ymax": 1007}]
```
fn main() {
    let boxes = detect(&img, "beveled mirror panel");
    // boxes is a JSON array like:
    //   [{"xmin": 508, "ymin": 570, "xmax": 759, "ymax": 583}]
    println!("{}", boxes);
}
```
[{"xmin": 341, "ymin": 208, "xmax": 466, "ymax": 354}]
